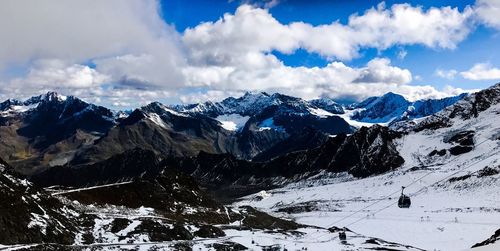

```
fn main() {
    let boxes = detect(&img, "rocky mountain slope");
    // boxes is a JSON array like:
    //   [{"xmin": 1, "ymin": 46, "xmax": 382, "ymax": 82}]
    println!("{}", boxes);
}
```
[
  {"xmin": 0, "ymin": 89, "xmax": 466, "ymax": 175},
  {"xmin": 0, "ymin": 159, "xmax": 79, "ymax": 244},
  {"xmin": 0, "ymin": 83, "xmax": 497, "ymax": 250},
  {"xmin": 0, "ymin": 92, "xmax": 115, "ymax": 174},
  {"xmin": 32, "ymin": 124, "xmax": 405, "ymax": 205},
  {"xmin": 235, "ymin": 83, "xmax": 500, "ymax": 251},
  {"xmin": 1, "ymin": 153, "xmax": 427, "ymax": 251}
]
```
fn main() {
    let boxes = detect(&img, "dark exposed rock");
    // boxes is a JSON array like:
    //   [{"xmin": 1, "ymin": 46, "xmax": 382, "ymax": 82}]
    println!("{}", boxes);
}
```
[
  {"xmin": 259, "ymin": 125, "xmax": 404, "ymax": 178},
  {"xmin": 0, "ymin": 159, "xmax": 79, "ymax": 245},
  {"xmin": 240, "ymin": 206, "xmax": 302, "ymax": 230},
  {"xmin": 448, "ymin": 165, "xmax": 499, "ymax": 183},
  {"xmin": 17, "ymin": 96, "xmax": 114, "ymax": 148},
  {"xmin": 477, "ymin": 166, "xmax": 500, "ymax": 177},
  {"xmin": 413, "ymin": 117, "xmax": 453, "ymax": 132},
  {"xmin": 211, "ymin": 242, "xmax": 248, "ymax": 250},
  {"xmin": 171, "ymin": 91, "xmax": 354, "ymax": 160},
  {"xmin": 276, "ymin": 201, "xmax": 329, "ymax": 214},
  {"xmin": 442, "ymin": 131, "xmax": 475, "ymax": 156},
  {"xmin": 130, "ymin": 220, "xmax": 193, "ymax": 241},
  {"xmin": 32, "ymin": 148, "xmax": 163, "ymax": 187},
  {"xmin": 446, "ymin": 131, "xmax": 475, "ymax": 146},
  {"xmin": 110, "ymin": 218, "xmax": 132, "ymax": 233},
  {"xmin": 429, "ymin": 149, "xmax": 447, "ymax": 157},
  {"xmin": 0, "ymin": 93, "xmax": 116, "ymax": 174},
  {"xmin": 252, "ymin": 127, "xmax": 330, "ymax": 162},
  {"xmin": 448, "ymin": 174, "xmax": 472, "ymax": 183},
  {"xmin": 194, "ymin": 225, "xmax": 226, "ymax": 238},
  {"xmin": 471, "ymin": 228, "xmax": 500, "ymax": 248},
  {"xmin": 449, "ymin": 145, "xmax": 474, "ymax": 155},
  {"xmin": 328, "ymin": 226, "xmax": 351, "ymax": 233}
]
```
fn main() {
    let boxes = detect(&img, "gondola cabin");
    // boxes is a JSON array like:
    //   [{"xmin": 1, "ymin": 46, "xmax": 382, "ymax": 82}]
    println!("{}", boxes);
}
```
[{"xmin": 398, "ymin": 186, "xmax": 411, "ymax": 208}]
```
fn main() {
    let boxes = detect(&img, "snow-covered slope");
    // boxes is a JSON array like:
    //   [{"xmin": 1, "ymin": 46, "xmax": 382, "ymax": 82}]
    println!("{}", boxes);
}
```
[{"xmin": 234, "ymin": 84, "xmax": 500, "ymax": 251}]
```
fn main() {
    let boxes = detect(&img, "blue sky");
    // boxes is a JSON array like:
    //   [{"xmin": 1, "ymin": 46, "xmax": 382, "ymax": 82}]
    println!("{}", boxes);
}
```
[
  {"xmin": 161, "ymin": 0, "xmax": 499, "ymax": 91},
  {"xmin": 0, "ymin": 0, "xmax": 499, "ymax": 108}
]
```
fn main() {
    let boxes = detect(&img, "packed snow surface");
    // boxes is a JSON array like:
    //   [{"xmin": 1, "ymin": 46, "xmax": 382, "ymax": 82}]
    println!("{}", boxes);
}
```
[
  {"xmin": 235, "ymin": 103, "xmax": 500, "ymax": 251},
  {"xmin": 215, "ymin": 114, "xmax": 250, "ymax": 131},
  {"xmin": 307, "ymin": 107, "xmax": 334, "ymax": 118}
]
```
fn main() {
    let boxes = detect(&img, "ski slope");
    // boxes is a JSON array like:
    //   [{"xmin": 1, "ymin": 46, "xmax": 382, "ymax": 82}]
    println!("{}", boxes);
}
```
[{"xmin": 235, "ymin": 103, "xmax": 500, "ymax": 250}]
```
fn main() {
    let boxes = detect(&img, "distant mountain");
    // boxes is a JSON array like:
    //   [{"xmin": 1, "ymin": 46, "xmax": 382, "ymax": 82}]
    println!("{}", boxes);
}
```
[
  {"xmin": 350, "ymin": 92, "xmax": 467, "ymax": 123},
  {"xmin": 0, "ymin": 89, "xmax": 467, "ymax": 173},
  {"xmin": 69, "ymin": 101, "xmax": 239, "ymax": 166},
  {"xmin": 171, "ymin": 92, "xmax": 354, "ymax": 159},
  {"xmin": 397, "ymin": 82, "xmax": 500, "ymax": 132},
  {"xmin": 0, "ymin": 92, "xmax": 115, "ymax": 173},
  {"xmin": 67, "ymin": 91, "xmax": 354, "ymax": 164},
  {"xmin": 171, "ymin": 92, "xmax": 349, "ymax": 132},
  {"xmin": 309, "ymin": 97, "xmax": 345, "ymax": 114}
]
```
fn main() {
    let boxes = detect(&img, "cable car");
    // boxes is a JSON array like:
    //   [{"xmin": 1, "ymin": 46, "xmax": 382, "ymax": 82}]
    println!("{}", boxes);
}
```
[{"xmin": 398, "ymin": 186, "xmax": 411, "ymax": 208}]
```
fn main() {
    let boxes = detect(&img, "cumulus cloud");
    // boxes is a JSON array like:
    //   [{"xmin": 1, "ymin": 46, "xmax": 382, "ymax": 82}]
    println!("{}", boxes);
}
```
[
  {"xmin": 460, "ymin": 63, "xmax": 500, "ymax": 80},
  {"xmin": 182, "ymin": 57, "xmax": 466, "ymax": 102},
  {"xmin": 0, "ymin": 1, "xmax": 482, "ymax": 108},
  {"xmin": 435, "ymin": 69, "xmax": 458, "ymax": 80},
  {"xmin": 10, "ymin": 59, "xmax": 110, "ymax": 89},
  {"xmin": 179, "ymin": 90, "xmax": 244, "ymax": 103},
  {"xmin": 0, "ymin": 0, "xmax": 184, "ymax": 85},
  {"xmin": 184, "ymin": 4, "xmax": 473, "ymax": 64},
  {"xmin": 474, "ymin": 0, "xmax": 500, "ymax": 29},
  {"xmin": 354, "ymin": 58, "xmax": 412, "ymax": 84}
]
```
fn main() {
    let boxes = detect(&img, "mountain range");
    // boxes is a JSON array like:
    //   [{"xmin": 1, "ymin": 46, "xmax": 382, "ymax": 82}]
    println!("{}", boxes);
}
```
[
  {"xmin": 1, "ymin": 83, "xmax": 499, "ymax": 250},
  {"xmin": 0, "ymin": 89, "xmax": 466, "ymax": 174}
]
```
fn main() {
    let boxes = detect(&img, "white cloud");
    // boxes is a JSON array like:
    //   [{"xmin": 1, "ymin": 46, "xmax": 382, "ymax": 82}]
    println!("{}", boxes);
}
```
[
  {"xmin": 178, "ymin": 4, "xmax": 478, "ymax": 103},
  {"xmin": 460, "ymin": 63, "xmax": 500, "ymax": 80},
  {"xmin": 179, "ymin": 90, "xmax": 243, "ymax": 103},
  {"xmin": 474, "ymin": 0, "xmax": 500, "ymax": 29},
  {"xmin": 0, "ymin": 1, "xmax": 481, "ymax": 107},
  {"xmin": 0, "ymin": 0, "xmax": 185, "ymax": 85},
  {"xmin": 184, "ymin": 4, "xmax": 473, "ymax": 64},
  {"xmin": 183, "ymin": 57, "xmax": 465, "ymax": 102},
  {"xmin": 397, "ymin": 49, "xmax": 408, "ymax": 59},
  {"xmin": 354, "ymin": 58, "xmax": 412, "ymax": 84},
  {"xmin": 240, "ymin": 0, "xmax": 280, "ymax": 8},
  {"xmin": 9, "ymin": 59, "xmax": 110, "ymax": 88},
  {"xmin": 435, "ymin": 69, "xmax": 458, "ymax": 80}
]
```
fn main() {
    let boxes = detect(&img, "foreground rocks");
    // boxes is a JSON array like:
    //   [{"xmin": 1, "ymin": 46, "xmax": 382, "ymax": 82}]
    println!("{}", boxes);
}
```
[{"xmin": 0, "ymin": 161, "xmax": 79, "ymax": 244}]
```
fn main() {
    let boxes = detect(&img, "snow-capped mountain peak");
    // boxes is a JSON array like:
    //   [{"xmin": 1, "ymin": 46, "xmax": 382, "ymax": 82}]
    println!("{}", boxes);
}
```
[
  {"xmin": 309, "ymin": 97, "xmax": 344, "ymax": 114},
  {"xmin": 349, "ymin": 92, "xmax": 467, "ymax": 124}
]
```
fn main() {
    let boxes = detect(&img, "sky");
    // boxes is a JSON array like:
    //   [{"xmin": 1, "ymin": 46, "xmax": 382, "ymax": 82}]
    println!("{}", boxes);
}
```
[{"xmin": 0, "ymin": 0, "xmax": 500, "ymax": 109}]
